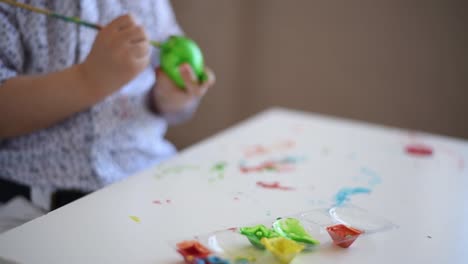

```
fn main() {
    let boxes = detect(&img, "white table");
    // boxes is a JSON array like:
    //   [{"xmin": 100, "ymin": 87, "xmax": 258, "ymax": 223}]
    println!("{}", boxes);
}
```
[{"xmin": 0, "ymin": 108, "xmax": 467, "ymax": 264}]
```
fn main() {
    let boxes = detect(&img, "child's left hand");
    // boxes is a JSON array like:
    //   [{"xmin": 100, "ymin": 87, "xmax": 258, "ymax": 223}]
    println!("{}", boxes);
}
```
[{"xmin": 151, "ymin": 63, "xmax": 215, "ymax": 122}]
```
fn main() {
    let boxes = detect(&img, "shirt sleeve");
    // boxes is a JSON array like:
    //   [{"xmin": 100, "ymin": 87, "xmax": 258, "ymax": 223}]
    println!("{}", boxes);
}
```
[{"xmin": 0, "ymin": 3, "xmax": 24, "ymax": 85}]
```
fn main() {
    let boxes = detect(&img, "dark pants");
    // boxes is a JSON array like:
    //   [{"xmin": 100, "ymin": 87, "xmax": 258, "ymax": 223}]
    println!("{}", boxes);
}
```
[{"xmin": 0, "ymin": 178, "xmax": 88, "ymax": 210}]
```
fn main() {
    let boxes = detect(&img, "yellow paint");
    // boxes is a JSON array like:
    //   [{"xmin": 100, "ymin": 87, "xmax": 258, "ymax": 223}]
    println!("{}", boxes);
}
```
[
  {"xmin": 261, "ymin": 237, "xmax": 304, "ymax": 264},
  {"xmin": 129, "ymin": 215, "xmax": 140, "ymax": 223}
]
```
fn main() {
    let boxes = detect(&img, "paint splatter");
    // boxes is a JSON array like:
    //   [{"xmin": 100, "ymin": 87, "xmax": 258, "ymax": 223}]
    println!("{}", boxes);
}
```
[
  {"xmin": 240, "ymin": 156, "xmax": 304, "ymax": 173},
  {"xmin": 427, "ymin": 235, "xmax": 432, "ymax": 239},
  {"xmin": 212, "ymin": 161, "xmax": 227, "ymax": 172},
  {"xmin": 244, "ymin": 140, "xmax": 295, "ymax": 158},
  {"xmin": 129, "ymin": 215, "xmax": 140, "ymax": 223},
  {"xmin": 152, "ymin": 200, "xmax": 171, "ymax": 205},
  {"xmin": 405, "ymin": 144, "xmax": 433, "ymax": 157},
  {"xmin": 244, "ymin": 145, "xmax": 269, "ymax": 157},
  {"xmin": 291, "ymin": 124, "xmax": 305, "ymax": 134},
  {"xmin": 334, "ymin": 187, "xmax": 372, "ymax": 206},
  {"xmin": 256, "ymin": 181, "xmax": 295, "ymax": 191},
  {"xmin": 209, "ymin": 161, "xmax": 227, "ymax": 182},
  {"xmin": 154, "ymin": 165, "xmax": 198, "ymax": 179},
  {"xmin": 234, "ymin": 197, "xmax": 240, "ymax": 201},
  {"xmin": 360, "ymin": 167, "xmax": 382, "ymax": 187}
]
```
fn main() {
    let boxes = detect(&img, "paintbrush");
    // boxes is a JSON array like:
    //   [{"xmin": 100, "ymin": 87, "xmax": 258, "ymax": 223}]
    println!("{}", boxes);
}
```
[{"xmin": 0, "ymin": 0, "xmax": 161, "ymax": 47}]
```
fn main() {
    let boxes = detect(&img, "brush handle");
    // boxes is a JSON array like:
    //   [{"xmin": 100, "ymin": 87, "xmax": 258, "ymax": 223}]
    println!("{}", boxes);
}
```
[
  {"xmin": 0, "ymin": 0, "xmax": 159, "ymax": 46},
  {"xmin": 50, "ymin": 13, "xmax": 102, "ymax": 30}
]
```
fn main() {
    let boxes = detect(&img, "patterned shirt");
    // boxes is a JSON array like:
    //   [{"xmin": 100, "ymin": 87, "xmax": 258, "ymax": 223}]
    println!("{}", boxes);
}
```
[{"xmin": 0, "ymin": 0, "xmax": 183, "ymax": 191}]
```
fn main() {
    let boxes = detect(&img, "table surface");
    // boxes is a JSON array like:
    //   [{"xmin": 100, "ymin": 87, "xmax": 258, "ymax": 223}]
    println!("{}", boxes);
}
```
[{"xmin": 0, "ymin": 108, "xmax": 467, "ymax": 264}]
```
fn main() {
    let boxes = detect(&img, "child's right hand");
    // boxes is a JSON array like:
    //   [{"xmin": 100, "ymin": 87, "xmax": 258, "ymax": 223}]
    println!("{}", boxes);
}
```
[{"xmin": 79, "ymin": 15, "xmax": 151, "ymax": 98}]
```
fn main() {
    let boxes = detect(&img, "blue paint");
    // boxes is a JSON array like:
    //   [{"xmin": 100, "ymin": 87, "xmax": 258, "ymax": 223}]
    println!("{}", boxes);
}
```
[
  {"xmin": 334, "ymin": 187, "xmax": 372, "ymax": 206},
  {"xmin": 280, "ymin": 156, "xmax": 306, "ymax": 163},
  {"xmin": 360, "ymin": 167, "xmax": 382, "ymax": 187}
]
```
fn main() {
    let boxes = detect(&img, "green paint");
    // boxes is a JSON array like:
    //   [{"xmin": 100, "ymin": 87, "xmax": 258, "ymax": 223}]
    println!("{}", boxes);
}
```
[
  {"xmin": 160, "ymin": 36, "xmax": 208, "ymax": 89},
  {"xmin": 272, "ymin": 218, "xmax": 320, "ymax": 246},
  {"xmin": 212, "ymin": 161, "xmax": 227, "ymax": 172},
  {"xmin": 210, "ymin": 162, "xmax": 227, "ymax": 181},
  {"xmin": 240, "ymin": 224, "xmax": 279, "ymax": 249},
  {"xmin": 154, "ymin": 165, "xmax": 198, "ymax": 179},
  {"xmin": 129, "ymin": 215, "xmax": 140, "ymax": 223}
]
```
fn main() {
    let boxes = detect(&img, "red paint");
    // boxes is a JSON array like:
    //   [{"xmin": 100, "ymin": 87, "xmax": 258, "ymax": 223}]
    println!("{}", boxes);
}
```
[
  {"xmin": 226, "ymin": 227, "xmax": 237, "ymax": 232},
  {"xmin": 256, "ymin": 181, "xmax": 294, "ymax": 191},
  {"xmin": 405, "ymin": 144, "xmax": 433, "ymax": 156},
  {"xmin": 244, "ymin": 140, "xmax": 296, "ymax": 158},
  {"xmin": 176, "ymin": 240, "xmax": 211, "ymax": 262},
  {"xmin": 291, "ymin": 124, "xmax": 305, "ymax": 134},
  {"xmin": 326, "ymin": 224, "xmax": 363, "ymax": 248},
  {"xmin": 153, "ymin": 200, "xmax": 171, "ymax": 205},
  {"xmin": 245, "ymin": 145, "xmax": 269, "ymax": 158},
  {"xmin": 240, "ymin": 161, "xmax": 294, "ymax": 174},
  {"xmin": 274, "ymin": 140, "xmax": 296, "ymax": 150}
]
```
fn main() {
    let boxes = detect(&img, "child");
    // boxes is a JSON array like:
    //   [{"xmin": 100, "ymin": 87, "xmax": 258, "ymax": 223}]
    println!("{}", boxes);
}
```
[{"xmin": 0, "ymin": 0, "xmax": 215, "ymax": 211}]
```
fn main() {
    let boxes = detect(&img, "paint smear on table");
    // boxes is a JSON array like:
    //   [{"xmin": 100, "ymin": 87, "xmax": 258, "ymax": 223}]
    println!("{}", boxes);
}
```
[
  {"xmin": 256, "ymin": 181, "xmax": 295, "ymax": 191},
  {"xmin": 291, "ymin": 124, "xmax": 305, "ymax": 134},
  {"xmin": 360, "ymin": 167, "xmax": 382, "ymax": 187},
  {"xmin": 155, "ymin": 165, "xmax": 198, "ymax": 179},
  {"xmin": 244, "ymin": 140, "xmax": 295, "ymax": 158},
  {"xmin": 129, "ymin": 215, "xmax": 140, "ymax": 223},
  {"xmin": 334, "ymin": 187, "xmax": 371, "ymax": 206},
  {"xmin": 405, "ymin": 144, "xmax": 433, "ymax": 157},
  {"xmin": 240, "ymin": 156, "xmax": 304, "ymax": 173},
  {"xmin": 406, "ymin": 132, "xmax": 464, "ymax": 170},
  {"xmin": 212, "ymin": 161, "xmax": 227, "ymax": 172},
  {"xmin": 209, "ymin": 161, "xmax": 227, "ymax": 182},
  {"xmin": 153, "ymin": 199, "xmax": 171, "ymax": 205}
]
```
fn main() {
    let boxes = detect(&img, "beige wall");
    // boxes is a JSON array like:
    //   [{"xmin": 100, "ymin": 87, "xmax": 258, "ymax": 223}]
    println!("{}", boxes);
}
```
[{"xmin": 168, "ymin": 0, "xmax": 468, "ymax": 149}]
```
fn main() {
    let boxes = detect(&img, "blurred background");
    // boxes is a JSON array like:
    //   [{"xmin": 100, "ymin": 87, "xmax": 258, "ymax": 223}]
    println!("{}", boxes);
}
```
[{"xmin": 167, "ymin": 0, "xmax": 468, "ymax": 149}]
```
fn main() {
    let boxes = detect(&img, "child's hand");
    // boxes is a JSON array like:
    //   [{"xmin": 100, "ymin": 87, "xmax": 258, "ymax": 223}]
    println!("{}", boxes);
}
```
[
  {"xmin": 152, "ymin": 64, "xmax": 215, "ymax": 121},
  {"xmin": 79, "ymin": 15, "xmax": 150, "ymax": 98}
]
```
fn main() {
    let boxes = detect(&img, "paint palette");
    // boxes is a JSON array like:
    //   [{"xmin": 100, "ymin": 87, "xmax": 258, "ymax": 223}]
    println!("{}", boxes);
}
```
[
  {"xmin": 300, "ymin": 205, "xmax": 398, "ymax": 248},
  {"xmin": 171, "ymin": 205, "xmax": 398, "ymax": 263}
]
